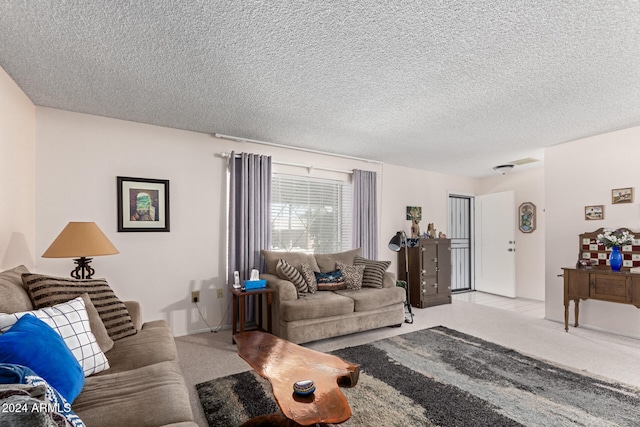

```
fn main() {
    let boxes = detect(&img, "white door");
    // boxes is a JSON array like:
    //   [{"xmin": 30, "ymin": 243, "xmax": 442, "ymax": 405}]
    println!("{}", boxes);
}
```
[{"xmin": 474, "ymin": 191, "xmax": 516, "ymax": 297}]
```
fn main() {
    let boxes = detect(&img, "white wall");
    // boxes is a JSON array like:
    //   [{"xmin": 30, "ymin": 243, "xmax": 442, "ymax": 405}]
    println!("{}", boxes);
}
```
[
  {"xmin": 545, "ymin": 127, "xmax": 640, "ymax": 337},
  {"xmin": 0, "ymin": 66, "xmax": 36, "ymax": 270},
  {"xmin": 380, "ymin": 163, "xmax": 479, "ymax": 277},
  {"xmin": 34, "ymin": 107, "xmax": 385, "ymax": 336},
  {"xmin": 479, "ymin": 167, "xmax": 546, "ymax": 300}
]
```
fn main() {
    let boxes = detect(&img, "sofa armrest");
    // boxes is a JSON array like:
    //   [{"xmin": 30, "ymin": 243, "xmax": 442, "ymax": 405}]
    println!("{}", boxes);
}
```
[
  {"xmin": 382, "ymin": 271, "xmax": 396, "ymax": 288},
  {"xmin": 260, "ymin": 273, "xmax": 297, "ymax": 302},
  {"xmin": 123, "ymin": 301, "xmax": 143, "ymax": 331}
]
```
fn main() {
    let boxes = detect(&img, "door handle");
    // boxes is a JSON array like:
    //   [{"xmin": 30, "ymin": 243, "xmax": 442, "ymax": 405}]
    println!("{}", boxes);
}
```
[{"xmin": 508, "ymin": 248, "xmax": 515, "ymax": 252}]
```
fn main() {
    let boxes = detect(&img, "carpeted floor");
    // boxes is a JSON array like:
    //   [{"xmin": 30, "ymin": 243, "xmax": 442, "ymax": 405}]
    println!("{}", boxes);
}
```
[{"xmin": 196, "ymin": 326, "xmax": 640, "ymax": 427}]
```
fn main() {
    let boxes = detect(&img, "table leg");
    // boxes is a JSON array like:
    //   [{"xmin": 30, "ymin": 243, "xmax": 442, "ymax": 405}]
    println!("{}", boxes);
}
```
[
  {"xmin": 257, "ymin": 294, "xmax": 264, "ymax": 331},
  {"xmin": 232, "ymin": 293, "xmax": 238, "ymax": 344},
  {"xmin": 564, "ymin": 302, "xmax": 569, "ymax": 332},
  {"xmin": 574, "ymin": 299, "xmax": 580, "ymax": 327},
  {"xmin": 239, "ymin": 295, "xmax": 246, "ymax": 335},
  {"xmin": 267, "ymin": 292, "xmax": 273, "ymax": 333}
]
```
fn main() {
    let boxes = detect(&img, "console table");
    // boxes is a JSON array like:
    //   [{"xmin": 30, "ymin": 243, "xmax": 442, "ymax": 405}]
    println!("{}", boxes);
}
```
[{"xmin": 562, "ymin": 268, "xmax": 640, "ymax": 331}]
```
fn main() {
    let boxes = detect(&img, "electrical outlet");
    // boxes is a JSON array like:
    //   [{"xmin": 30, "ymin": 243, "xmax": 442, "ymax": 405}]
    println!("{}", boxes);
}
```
[
  {"xmin": 216, "ymin": 289, "xmax": 223, "ymax": 299},
  {"xmin": 191, "ymin": 291, "xmax": 200, "ymax": 303}
]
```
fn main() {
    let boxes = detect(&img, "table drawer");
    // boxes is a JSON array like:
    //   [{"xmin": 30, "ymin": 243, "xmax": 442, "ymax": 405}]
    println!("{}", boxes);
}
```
[{"xmin": 592, "ymin": 274, "xmax": 630, "ymax": 303}]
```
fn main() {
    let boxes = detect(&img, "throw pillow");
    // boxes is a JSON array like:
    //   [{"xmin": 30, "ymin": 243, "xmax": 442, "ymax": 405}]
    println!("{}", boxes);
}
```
[
  {"xmin": 0, "ymin": 296, "xmax": 110, "ymax": 377},
  {"xmin": 300, "ymin": 263, "xmax": 318, "ymax": 294},
  {"xmin": 0, "ymin": 315, "xmax": 84, "ymax": 403},
  {"xmin": 336, "ymin": 262, "xmax": 365, "ymax": 290},
  {"xmin": 354, "ymin": 256, "xmax": 391, "ymax": 288},
  {"xmin": 79, "ymin": 293, "xmax": 114, "ymax": 353},
  {"xmin": 22, "ymin": 274, "xmax": 137, "ymax": 341},
  {"xmin": 0, "ymin": 363, "xmax": 85, "ymax": 426},
  {"xmin": 276, "ymin": 259, "xmax": 309, "ymax": 294},
  {"xmin": 314, "ymin": 270, "xmax": 346, "ymax": 291}
]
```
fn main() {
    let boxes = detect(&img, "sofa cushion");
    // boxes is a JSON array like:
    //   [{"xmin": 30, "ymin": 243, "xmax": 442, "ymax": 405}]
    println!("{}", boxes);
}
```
[
  {"xmin": 334, "ymin": 287, "xmax": 405, "ymax": 312},
  {"xmin": 276, "ymin": 259, "xmax": 309, "ymax": 294},
  {"xmin": 300, "ymin": 263, "xmax": 318, "ymax": 293},
  {"xmin": 336, "ymin": 262, "xmax": 365, "ymax": 290},
  {"xmin": 280, "ymin": 292, "xmax": 354, "ymax": 322},
  {"xmin": 261, "ymin": 250, "xmax": 319, "ymax": 275},
  {"xmin": 74, "ymin": 360, "xmax": 194, "ymax": 427},
  {"xmin": 97, "ymin": 320, "xmax": 177, "ymax": 375},
  {"xmin": 314, "ymin": 248, "xmax": 362, "ymax": 273},
  {"xmin": 354, "ymin": 257, "xmax": 391, "ymax": 288},
  {"xmin": 23, "ymin": 273, "xmax": 137, "ymax": 341},
  {"xmin": 0, "ymin": 314, "xmax": 84, "ymax": 403},
  {"xmin": 0, "ymin": 265, "xmax": 32, "ymax": 314},
  {"xmin": 0, "ymin": 296, "xmax": 110, "ymax": 377}
]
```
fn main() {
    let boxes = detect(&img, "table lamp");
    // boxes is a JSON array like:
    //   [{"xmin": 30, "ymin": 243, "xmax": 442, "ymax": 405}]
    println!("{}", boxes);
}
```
[
  {"xmin": 42, "ymin": 222, "xmax": 119, "ymax": 279},
  {"xmin": 388, "ymin": 231, "xmax": 414, "ymax": 324}
]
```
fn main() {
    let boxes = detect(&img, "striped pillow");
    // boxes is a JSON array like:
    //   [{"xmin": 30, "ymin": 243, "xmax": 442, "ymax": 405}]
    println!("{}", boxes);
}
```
[
  {"xmin": 354, "ymin": 256, "xmax": 391, "ymax": 288},
  {"xmin": 22, "ymin": 274, "xmax": 137, "ymax": 341},
  {"xmin": 276, "ymin": 259, "xmax": 309, "ymax": 295}
]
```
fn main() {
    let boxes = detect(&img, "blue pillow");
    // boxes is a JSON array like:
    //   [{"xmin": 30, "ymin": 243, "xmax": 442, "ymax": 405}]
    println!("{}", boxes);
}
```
[
  {"xmin": 314, "ymin": 269, "xmax": 344, "ymax": 284},
  {"xmin": 0, "ymin": 314, "xmax": 84, "ymax": 403},
  {"xmin": 0, "ymin": 363, "xmax": 85, "ymax": 426}
]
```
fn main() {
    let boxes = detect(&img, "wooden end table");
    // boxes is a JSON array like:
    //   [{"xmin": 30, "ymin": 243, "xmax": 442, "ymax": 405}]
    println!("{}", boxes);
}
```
[
  {"xmin": 234, "ymin": 331, "xmax": 359, "ymax": 426},
  {"xmin": 231, "ymin": 287, "xmax": 274, "ymax": 344}
]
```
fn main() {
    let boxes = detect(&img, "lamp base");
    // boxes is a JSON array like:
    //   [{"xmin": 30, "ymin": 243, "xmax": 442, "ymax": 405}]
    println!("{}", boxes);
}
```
[{"xmin": 71, "ymin": 257, "xmax": 95, "ymax": 280}]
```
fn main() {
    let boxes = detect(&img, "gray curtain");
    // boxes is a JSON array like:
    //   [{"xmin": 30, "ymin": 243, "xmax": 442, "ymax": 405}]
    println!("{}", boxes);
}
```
[
  {"xmin": 228, "ymin": 151, "xmax": 272, "ymax": 321},
  {"xmin": 352, "ymin": 169, "xmax": 378, "ymax": 259}
]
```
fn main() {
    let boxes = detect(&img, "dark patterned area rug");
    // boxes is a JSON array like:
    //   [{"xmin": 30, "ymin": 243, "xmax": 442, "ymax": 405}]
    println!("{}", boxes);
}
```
[{"xmin": 196, "ymin": 326, "xmax": 640, "ymax": 426}]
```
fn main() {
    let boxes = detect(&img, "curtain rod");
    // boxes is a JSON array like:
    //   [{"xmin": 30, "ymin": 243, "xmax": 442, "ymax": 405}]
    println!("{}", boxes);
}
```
[
  {"xmin": 214, "ymin": 133, "xmax": 383, "ymax": 165},
  {"xmin": 219, "ymin": 152, "xmax": 353, "ymax": 175}
]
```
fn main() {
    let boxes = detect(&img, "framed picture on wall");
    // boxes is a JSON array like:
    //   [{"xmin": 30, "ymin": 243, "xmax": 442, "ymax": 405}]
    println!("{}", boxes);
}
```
[
  {"xmin": 612, "ymin": 187, "xmax": 633, "ymax": 204},
  {"xmin": 518, "ymin": 202, "xmax": 536, "ymax": 233},
  {"xmin": 117, "ymin": 176, "xmax": 170, "ymax": 232},
  {"xmin": 584, "ymin": 205, "xmax": 604, "ymax": 221}
]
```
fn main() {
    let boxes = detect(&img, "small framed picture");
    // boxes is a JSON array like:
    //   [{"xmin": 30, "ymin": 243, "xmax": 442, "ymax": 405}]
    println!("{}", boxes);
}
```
[
  {"xmin": 406, "ymin": 206, "xmax": 422, "ymax": 221},
  {"xmin": 585, "ymin": 205, "xmax": 604, "ymax": 221},
  {"xmin": 117, "ymin": 176, "xmax": 170, "ymax": 232},
  {"xmin": 518, "ymin": 202, "xmax": 536, "ymax": 233},
  {"xmin": 612, "ymin": 187, "xmax": 633, "ymax": 204}
]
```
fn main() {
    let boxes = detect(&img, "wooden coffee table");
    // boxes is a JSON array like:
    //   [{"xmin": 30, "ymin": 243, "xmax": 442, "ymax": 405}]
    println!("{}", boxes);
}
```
[{"xmin": 234, "ymin": 331, "xmax": 360, "ymax": 426}]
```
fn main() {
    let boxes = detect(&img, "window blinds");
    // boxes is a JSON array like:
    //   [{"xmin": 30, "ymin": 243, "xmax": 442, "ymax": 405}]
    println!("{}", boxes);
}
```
[{"xmin": 271, "ymin": 174, "xmax": 352, "ymax": 254}]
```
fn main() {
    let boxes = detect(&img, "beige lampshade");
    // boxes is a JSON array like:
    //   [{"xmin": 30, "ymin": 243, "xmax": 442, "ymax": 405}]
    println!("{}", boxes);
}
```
[{"xmin": 42, "ymin": 222, "xmax": 119, "ymax": 258}]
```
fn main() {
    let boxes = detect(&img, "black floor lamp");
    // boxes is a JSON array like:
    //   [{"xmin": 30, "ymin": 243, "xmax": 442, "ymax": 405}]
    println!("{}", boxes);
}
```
[{"xmin": 388, "ymin": 231, "xmax": 414, "ymax": 324}]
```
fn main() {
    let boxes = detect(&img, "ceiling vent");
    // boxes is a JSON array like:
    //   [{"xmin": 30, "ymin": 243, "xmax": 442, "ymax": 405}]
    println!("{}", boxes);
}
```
[{"xmin": 509, "ymin": 157, "xmax": 540, "ymax": 165}]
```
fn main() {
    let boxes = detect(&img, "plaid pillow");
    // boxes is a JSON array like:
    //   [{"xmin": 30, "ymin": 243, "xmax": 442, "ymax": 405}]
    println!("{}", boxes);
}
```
[
  {"xmin": 22, "ymin": 274, "xmax": 137, "ymax": 341},
  {"xmin": 0, "ymin": 296, "xmax": 109, "ymax": 377}
]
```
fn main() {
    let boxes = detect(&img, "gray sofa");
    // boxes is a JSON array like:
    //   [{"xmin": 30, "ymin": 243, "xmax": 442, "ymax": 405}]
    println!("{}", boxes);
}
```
[
  {"xmin": 260, "ymin": 249, "xmax": 406, "ymax": 344},
  {"xmin": 0, "ymin": 265, "xmax": 197, "ymax": 427}
]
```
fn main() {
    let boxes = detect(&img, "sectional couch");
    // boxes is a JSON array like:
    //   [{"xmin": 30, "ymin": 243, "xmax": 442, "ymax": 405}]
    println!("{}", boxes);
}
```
[
  {"xmin": 260, "ymin": 248, "xmax": 406, "ymax": 344},
  {"xmin": 0, "ymin": 265, "xmax": 197, "ymax": 427}
]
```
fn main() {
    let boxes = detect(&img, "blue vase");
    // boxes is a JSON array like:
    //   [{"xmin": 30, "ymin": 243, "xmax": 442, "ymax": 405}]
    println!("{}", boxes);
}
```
[{"xmin": 609, "ymin": 246, "xmax": 623, "ymax": 271}]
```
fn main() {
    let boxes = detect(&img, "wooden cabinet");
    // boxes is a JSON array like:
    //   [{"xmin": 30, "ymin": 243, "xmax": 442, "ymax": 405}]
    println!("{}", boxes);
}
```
[
  {"xmin": 398, "ymin": 238, "xmax": 452, "ymax": 308},
  {"xmin": 562, "ymin": 268, "xmax": 640, "ymax": 331}
]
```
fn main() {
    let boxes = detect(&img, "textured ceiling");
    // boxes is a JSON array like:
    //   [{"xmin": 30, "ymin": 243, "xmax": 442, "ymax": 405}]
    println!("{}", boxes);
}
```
[{"xmin": 1, "ymin": 1, "xmax": 640, "ymax": 177}]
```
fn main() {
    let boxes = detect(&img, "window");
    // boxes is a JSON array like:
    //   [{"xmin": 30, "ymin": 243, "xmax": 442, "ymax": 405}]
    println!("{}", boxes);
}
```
[{"xmin": 271, "ymin": 174, "xmax": 351, "ymax": 254}]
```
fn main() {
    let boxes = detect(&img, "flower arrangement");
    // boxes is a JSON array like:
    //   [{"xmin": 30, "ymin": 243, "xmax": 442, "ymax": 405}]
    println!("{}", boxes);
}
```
[{"xmin": 597, "ymin": 229, "xmax": 635, "ymax": 248}]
